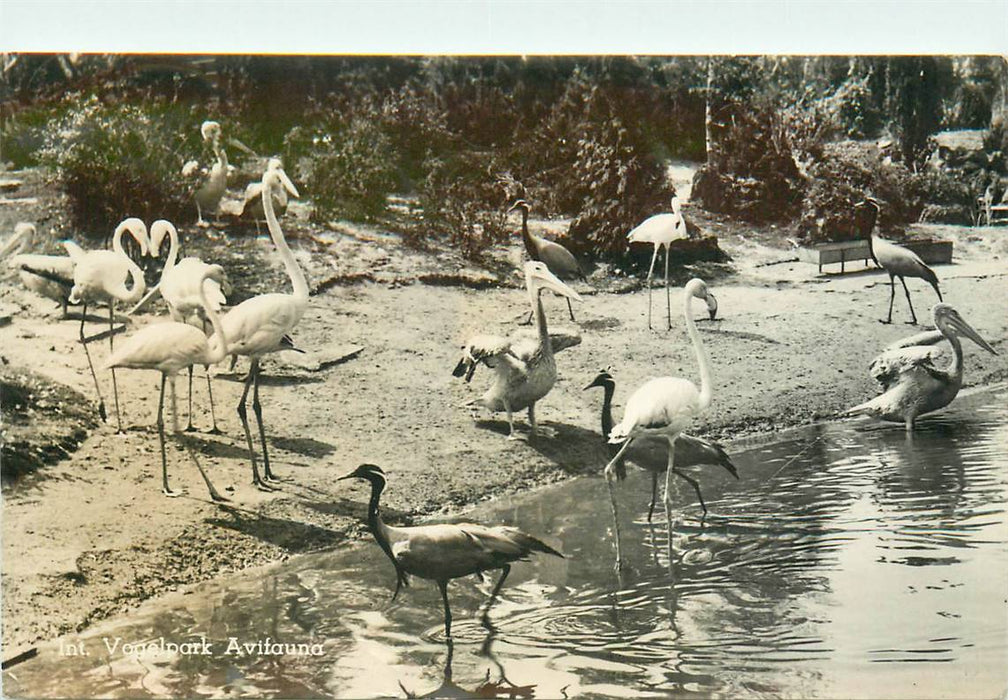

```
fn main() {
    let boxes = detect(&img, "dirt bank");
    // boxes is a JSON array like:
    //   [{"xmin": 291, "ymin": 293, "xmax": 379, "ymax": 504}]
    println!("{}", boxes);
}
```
[{"xmin": 2, "ymin": 171, "xmax": 1007, "ymax": 655}]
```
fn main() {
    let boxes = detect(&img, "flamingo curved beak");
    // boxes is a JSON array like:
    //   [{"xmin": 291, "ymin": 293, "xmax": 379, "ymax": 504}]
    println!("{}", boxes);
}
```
[{"xmin": 706, "ymin": 292, "xmax": 718, "ymax": 321}]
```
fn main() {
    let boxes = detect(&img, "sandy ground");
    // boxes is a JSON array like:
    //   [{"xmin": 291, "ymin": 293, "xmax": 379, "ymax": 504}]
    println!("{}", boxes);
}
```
[{"xmin": 2, "ymin": 172, "xmax": 1008, "ymax": 656}]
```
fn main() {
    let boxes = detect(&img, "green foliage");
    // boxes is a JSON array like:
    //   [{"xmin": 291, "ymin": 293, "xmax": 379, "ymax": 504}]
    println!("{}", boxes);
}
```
[
  {"xmin": 37, "ymin": 95, "xmax": 197, "ymax": 235},
  {"xmin": 1, "ymin": 102, "xmax": 63, "ymax": 168}
]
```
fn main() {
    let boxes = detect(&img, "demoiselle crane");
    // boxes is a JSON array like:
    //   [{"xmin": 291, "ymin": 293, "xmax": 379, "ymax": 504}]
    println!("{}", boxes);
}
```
[
  {"xmin": 104, "ymin": 265, "xmax": 229, "ymax": 500},
  {"xmin": 857, "ymin": 198, "xmax": 942, "ymax": 325},
  {"xmin": 845, "ymin": 303, "xmax": 997, "ymax": 431},
  {"xmin": 339, "ymin": 463, "xmax": 563, "ymax": 637},
  {"xmin": 508, "ymin": 199, "xmax": 585, "ymax": 323},
  {"xmin": 585, "ymin": 367, "xmax": 738, "ymax": 524},
  {"xmin": 209, "ymin": 167, "xmax": 309, "ymax": 490},
  {"xmin": 602, "ymin": 278, "xmax": 717, "ymax": 569},
  {"xmin": 64, "ymin": 218, "xmax": 150, "ymax": 430},
  {"xmin": 452, "ymin": 261, "xmax": 582, "ymax": 440}
]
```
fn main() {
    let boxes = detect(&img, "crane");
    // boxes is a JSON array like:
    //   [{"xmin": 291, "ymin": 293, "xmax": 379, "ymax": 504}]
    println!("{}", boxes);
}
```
[
  {"xmin": 104, "ymin": 265, "xmax": 230, "ymax": 499},
  {"xmin": 601, "ymin": 278, "xmax": 717, "ymax": 569},
  {"xmin": 452, "ymin": 261, "xmax": 582, "ymax": 440},
  {"xmin": 845, "ymin": 303, "xmax": 998, "ymax": 431},
  {"xmin": 209, "ymin": 167, "xmax": 309, "ymax": 490},
  {"xmin": 339, "ymin": 463, "xmax": 563, "ymax": 637},
  {"xmin": 585, "ymin": 367, "xmax": 738, "ymax": 524},
  {"xmin": 508, "ymin": 199, "xmax": 585, "ymax": 323},
  {"xmin": 857, "ymin": 198, "xmax": 942, "ymax": 325}
]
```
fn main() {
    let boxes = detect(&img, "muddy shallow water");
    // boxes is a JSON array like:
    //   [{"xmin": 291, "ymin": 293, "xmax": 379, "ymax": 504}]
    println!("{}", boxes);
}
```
[{"xmin": 5, "ymin": 387, "xmax": 1008, "ymax": 699}]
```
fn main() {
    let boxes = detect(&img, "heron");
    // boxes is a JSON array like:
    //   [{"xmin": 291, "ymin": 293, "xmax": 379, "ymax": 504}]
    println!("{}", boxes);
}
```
[
  {"xmin": 508, "ymin": 199, "xmax": 585, "ymax": 323},
  {"xmin": 239, "ymin": 157, "xmax": 299, "ymax": 234},
  {"xmin": 209, "ymin": 167, "xmax": 309, "ymax": 490},
  {"xmin": 452, "ymin": 261, "xmax": 582, "ymax": 440},
  {"xmin": 2, "ymin": 222, "xmax": 82, "ymax": 316},
  {"xmin": 181, "ymin": 120, "xmax": 253, "ymax": 227},
  {"xmin": 585, "ymin": 367, "xmax": 738, "ymax": 524},
  {"xmin": 627, "ymin": 195, "xmax": 704, "ymax": 330},
  {"xmin": 601, "ymin": 278, "xmax": 716, "ymax": 569},
  {"xmin": 131, "ymin": 220, "xmax": 230, "ymax": 433},
  {"xmin": 845, "ymin": 303, "xmax": 998, "ymax": 431},
  {"xmin": 63, "ymin": 218, "xmax": 150, "ymax": 430},
  {"xmin": 338, "ymin": 463, "xmax": 563, "ymax": 638},
  {"xmin": 104, "ymin": 265, "xmax": 230, "ymax": 500},
  {"xmin": 857, "ymin": 198, "xmax": 942, "ymax": 325}
]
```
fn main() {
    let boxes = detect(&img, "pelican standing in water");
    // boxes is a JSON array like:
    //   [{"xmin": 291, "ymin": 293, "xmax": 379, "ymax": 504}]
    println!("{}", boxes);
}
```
[
  {"xmin": 239, "ymin": 158, "xmax": 299, "ymax": 234},
  {"xmin": 3, "ymin": 222, "xmax": 82, "ymax": 316},
  {"xmin": 602, "ymin": 278, "xmax": 717, "ymax": 570},
  {"xmin": 627, "ymin": 195, "xmax": 706, "ymax": 330},
  {"xmin": 845, "ymin": 303, "xmax": 998, "ymax": 431},
  {"xmin": 339, "ymin": 464, "xmax": 563, "ymax": 637},
  {"xmin": 857, "ymin": 198, "xmax": 942, "ymax": 325},
  {"xmin": 453, "ymin": 261, "xmax": 582, "ymax": 440},
  {"xmin": 104, "ymin": 266, "xmax": 230, "ymax": 500},
  {"xmin": 210, "ymin": 167, "xmax": 309, "ymax": 490},
  {"xmin": 65, "ymin": 218, "xmax": 150, "ymax": 430}
]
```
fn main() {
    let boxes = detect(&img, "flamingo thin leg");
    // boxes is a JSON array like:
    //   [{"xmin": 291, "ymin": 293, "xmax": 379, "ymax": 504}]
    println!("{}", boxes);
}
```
[
  {"xmin": 185, "ymin": 366, "xmax": 195, "ymax": 431},
  {"xmin": 566, "ymin": 296, "xmax": 576, "ymax": 322},
  {"xmin": 664, "ymin": 245, "xmax": 672, "ymax": 330},
  {"xmin": 251, "ymin": 359, "xmax": 277, "ymax": 482},
  {"xmin": 663, "ymin": 435, "xmax": 680, "ymax": 568},
  {"xmin": 78, "ymin": 304, "xmax": 107, "ymax": 422},
  {"xmin": 109, "ymin": 304, "xmax": 123, "ymax": 432},
  {"xmin": 899, "ymin": 277, "xmax": 918, "ymax": 325},
  {"xmin": 604, "ymin": 437, "xmax": 636, "ymax": 571},
  {"xmin": 237, "ymin": 359, "xmax": 271, "ymax": 491},
  {"xmin": 205, "ymin": 367, "xmax": 221, "ymax": 434},
  {"xmin": 647, "ymin": 471, "xmax": 659, "ymax": 522},
  {"xmin": 645, "ymin": 245, "xmax": 659, "ymax": 329},
  {"xmin": 158, "ymin": 374, "xmax": 179, "ymax": 497}
]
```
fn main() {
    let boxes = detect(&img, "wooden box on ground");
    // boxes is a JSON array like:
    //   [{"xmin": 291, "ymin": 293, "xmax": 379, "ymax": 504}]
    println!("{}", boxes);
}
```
[{"xmin": 799, "ymin": 239, "xmax": 953, "ymax": 274}]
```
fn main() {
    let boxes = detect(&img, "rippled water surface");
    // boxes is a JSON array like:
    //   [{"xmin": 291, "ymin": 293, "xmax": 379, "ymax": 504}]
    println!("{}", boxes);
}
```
[{"xmin": 6, "ymin": 388, "xmax": 1008, "ymax": 699}]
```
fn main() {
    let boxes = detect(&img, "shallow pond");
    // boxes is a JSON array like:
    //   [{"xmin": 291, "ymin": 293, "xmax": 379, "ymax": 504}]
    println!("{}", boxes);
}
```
[{"xmin": 5, "ymin": 387, "xmax": 1008, "ymax": 699}]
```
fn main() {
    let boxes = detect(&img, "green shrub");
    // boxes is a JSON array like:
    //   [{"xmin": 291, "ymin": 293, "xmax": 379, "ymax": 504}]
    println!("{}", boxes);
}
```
[
  {"xmin": 1, "ymin": 102, "xmax": 65, "ymax": 168},
  {"xmin": 37, "ymin": 95, "xmax": 198, "ymax": 235}
]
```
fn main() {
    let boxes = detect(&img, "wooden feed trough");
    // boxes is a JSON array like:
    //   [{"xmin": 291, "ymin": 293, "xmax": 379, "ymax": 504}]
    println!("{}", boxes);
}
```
[{"xmin": 800, "ymin": 239, "xmax": 953, "ymax": 274}]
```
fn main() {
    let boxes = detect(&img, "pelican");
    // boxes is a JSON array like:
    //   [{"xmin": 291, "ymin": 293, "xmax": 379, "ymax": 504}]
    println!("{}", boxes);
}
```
[
  {"xmin": 857, "ymin": 198, "xmax": 942, "ymax": 325},
  {"xmin": 508, "ymin": 199, "xmax": 585, "ymax": 323},
  {"xmin": 65, "ymin": 218, "xmax": 150, "ymax": 430},
  {"xmin": 131, "ymin": 220, "xmax": 229, "ymax": 432},
  {"xmin": 845, "ymin": 303, "xmax": 998, "ymax": 431},
  {"xmin": 602, "ymin": 278, "xmax": 716, "ymax": 569},
  {"xmin": 452, "ymin": 261, "xmax": 582, "ymax": 440},
  {"xmin": 627, "ymin": 195, "xmax": 702, "ymax": 330},
  {"xmin": 182, "ymin": 121, "xmax": 233, "ymax": 227},
  {"xmin": 239, "ymin": 157, "xmax": 299, "ymax": 233},
  {"xmin": 339, "ymin": 463, "xmax": 563, "ymax": 637},
  {"xmin": 585, "ymin": 367, "xmax": 738, "ymax": 523},
  {"xmin": 104, "ymin": 266, "xmax": 229, "ymax": 500},
  {"xmin": 3, "ymin": 222, "xmax": 82, "ymax": 316},
  {"xmin": 209, "ymin": 167, "xmax": 309, "ymax": 490}
]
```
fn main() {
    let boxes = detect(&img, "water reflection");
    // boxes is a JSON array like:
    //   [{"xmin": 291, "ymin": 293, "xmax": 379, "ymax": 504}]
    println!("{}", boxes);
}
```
[{"xmin": 5, "ymin": 388, "xmax": 1007, "ymax": 699}]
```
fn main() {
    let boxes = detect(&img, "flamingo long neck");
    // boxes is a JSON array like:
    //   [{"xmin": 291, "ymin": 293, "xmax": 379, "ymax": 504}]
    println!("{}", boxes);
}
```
[
  {"xmin": 111, "ymin": 222, "xmax": 147, "ymax": 303},
  {"xmin": 684, "ymin": 292, "xmax": 713, "ymax": 411},
  {"xmin": 262, "ymin": 178, "xmax": 308, "ymax": 301},
  {"xmin": 163, "ymin": 226, "xmax": 179, "ymax": 272},
  {"xmin": 599, "ymin": 381, "xmax": 615, "ymax": 439},
  {"xmin": 199, "ymin": 277, "xmax": 228, "ymax": 365}
]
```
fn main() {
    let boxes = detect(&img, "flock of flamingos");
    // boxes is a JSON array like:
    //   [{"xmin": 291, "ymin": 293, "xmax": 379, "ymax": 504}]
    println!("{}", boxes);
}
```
[{"xmin": 1, "ymin": 119, "xmax": 999, "ymax": 637}]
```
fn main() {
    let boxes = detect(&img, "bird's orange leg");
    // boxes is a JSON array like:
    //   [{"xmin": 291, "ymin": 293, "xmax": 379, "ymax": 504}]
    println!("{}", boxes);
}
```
[
  {"xmin": 78, "ymin": 304, "xmax": 107, "ymax": 422},
  {"xmin": 898, "ymin": 277, "xmax": 918, "ymax": 325}
]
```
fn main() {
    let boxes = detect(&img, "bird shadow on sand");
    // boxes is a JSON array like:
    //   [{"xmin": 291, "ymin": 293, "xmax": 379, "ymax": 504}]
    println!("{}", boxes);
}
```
[
  {"xmin": 301, "ymin": 494, "xmax": 414, "ymax": 524},
  {"xmin": 204, "ymin": 504, "xmax": 346, "ymax": 553},
  {"xmin": 474, "ymin": 419, "xmax": 602, "ymax": 476},
  {"xmin": 212, "ymin": 373, "xmax": 324, "ymax": 387},
  {"xmin": 181, "ymin": 433, "xmax": 260, "ymax": 461},
  {"xmin": 268, "ymin": 435, "xmax": 338, "ymax": 457}
]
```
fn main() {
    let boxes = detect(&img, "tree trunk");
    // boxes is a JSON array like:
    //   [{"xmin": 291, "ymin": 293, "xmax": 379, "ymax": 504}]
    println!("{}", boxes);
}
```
[{"xmin": 705, "ymin": 56, "xmax": 715, "ymax": 166}]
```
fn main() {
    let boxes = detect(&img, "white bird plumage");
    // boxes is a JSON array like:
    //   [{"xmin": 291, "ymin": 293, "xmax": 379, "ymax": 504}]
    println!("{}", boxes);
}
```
[
  {"xmin": 846, "ymin": 303, "xmax": 997, "ymax": 431},
  {"xmin": 105, "ymin": 265, "xmax": 230, "ymax": 500},
  {"xmin": 239, "ymin": 157, "xmax": 299, "ymax": 232},
  {"xmin": 67, "ymin": 218, "xmax": 151, "ymax": 431},
  {"xmin": 602, "ymin": 277, "xmax": 716, "ymax": 569},
  {"xmin": 453, "ymin": 261, "xmax": 582, "ymax": 440},
  {"xmin": 210, "ymin": 166, "xmax": 309, "ymax": 489},
  {"xmin": 182, "ymin": 120, "xmax": 229, "ymax": 227},
  {"xmin": 3, "ymin": 222, "xmax": 80, "ymax": 316}
]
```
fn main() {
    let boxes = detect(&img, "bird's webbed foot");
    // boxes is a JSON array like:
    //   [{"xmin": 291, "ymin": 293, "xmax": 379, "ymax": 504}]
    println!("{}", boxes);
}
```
[{"xmin": 162, "ymin": 487, "xmax": 182, "ymax": 498}]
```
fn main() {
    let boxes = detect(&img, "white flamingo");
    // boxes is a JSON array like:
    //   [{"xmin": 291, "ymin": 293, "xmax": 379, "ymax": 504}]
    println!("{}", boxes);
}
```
[
  {"xmin": 3, "ymin": 222, "xmax": 83, "ymax": 316},
  {"xmin": 846, "ymin": 303, "xmax": 998, "ymax": 431},
  {"xmin": 209, "ymin": 167, "xmax": 309, "ymax": 490},
  {"xmin": 602, "ymin": 278, "xmax": 716, "ymax": 569},
  {"xmin": 131, "ymin": 220, "xmax": 230, "ymax": 432},
  {"xmin": 627, "ymin": 195, "xmax": 710, "ymax": 330},
  {"xmin": 104, "ymin": 265, "xmax": 230, "ymax": 500},
  {"xmin": 65, "ymin": 218, "xmax": 150, "ymax": 430}
]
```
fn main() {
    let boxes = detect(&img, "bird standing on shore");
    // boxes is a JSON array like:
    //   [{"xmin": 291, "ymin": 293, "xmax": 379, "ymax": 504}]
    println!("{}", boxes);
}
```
[
  {"xmin": 339, "ymin": 463, "xmax": 563, "ymax": 637},
  {"xmin": 857, "ymin": 197, "xmax": 942, "ymax": 325},
  {"xmin": 453, "ymin": 261, "xmax": 582, "ymax": 440},
  {"xmin": 182, "ymin": 121, "xmax": 230, "ymax": 228},
  {"xmin": 627, "ymin": 195, "xmax": 702, "ymax": 330},
  {"xmin": 845, "ymin": 303, "xmax": 997, "ymax": 431},
  {"xmin": 585, "ymin": 367, "xmax": 738, "ymax": 524},
  {"xmin": 601, "ymin": 278, "xmax": 717, "ymax": 569},
  {"xmin": 65, "ymin": 218, "xmax": 150, "ymax": 430},
  {"xmin": 105, "ymin": 265, "xmax": 230, "ymax": 500},
  {"xmin": 509, "ymin": 199, "xmax": 585, "ymax": 323},
  {"xmin": 210, "ymin": 167, "xmax": 309, "ymax": 490}
]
